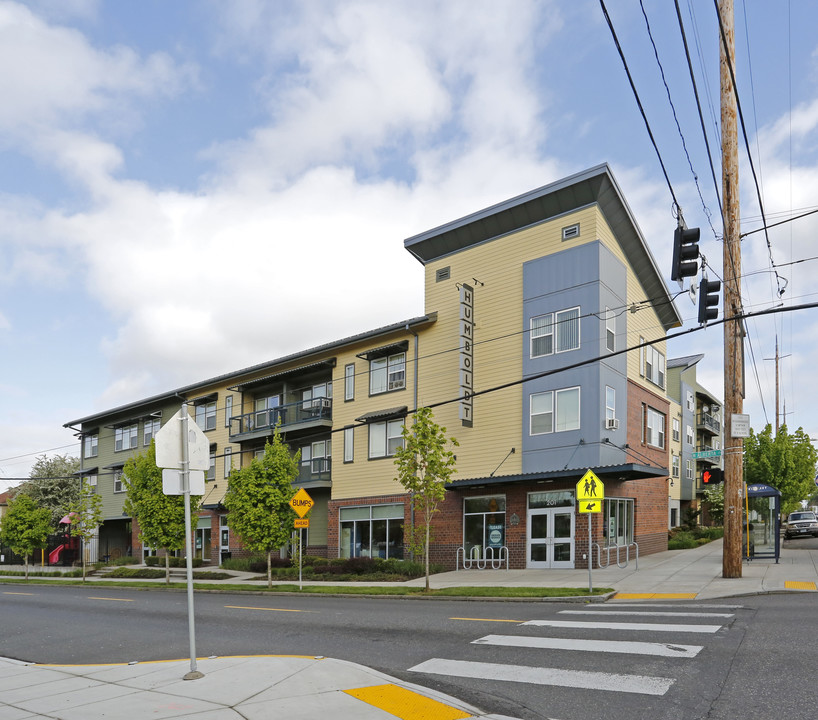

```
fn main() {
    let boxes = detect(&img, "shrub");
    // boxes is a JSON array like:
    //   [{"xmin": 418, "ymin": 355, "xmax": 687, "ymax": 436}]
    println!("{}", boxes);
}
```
[{"xmin": 145, "ymin": 555, "xmax": 202, "ymax": 568}]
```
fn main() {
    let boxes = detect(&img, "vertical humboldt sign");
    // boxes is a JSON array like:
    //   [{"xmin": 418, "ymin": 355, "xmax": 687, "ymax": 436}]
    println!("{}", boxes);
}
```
[{"xmin": 459, "ymin": 283, "xmax": 474, "ymax": 427}]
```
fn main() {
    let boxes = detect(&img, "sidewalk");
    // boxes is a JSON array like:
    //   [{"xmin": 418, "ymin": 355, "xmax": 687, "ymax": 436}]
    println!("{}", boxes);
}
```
[{"xmin": 2, "ymin": 541, "xmax": 816, "ymax": 720}]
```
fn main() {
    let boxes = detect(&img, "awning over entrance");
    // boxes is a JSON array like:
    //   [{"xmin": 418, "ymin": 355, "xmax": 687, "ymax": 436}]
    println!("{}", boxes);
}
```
[{"xmin": 446, "ymin": 463, "xmax": 667, "ymax": 490}]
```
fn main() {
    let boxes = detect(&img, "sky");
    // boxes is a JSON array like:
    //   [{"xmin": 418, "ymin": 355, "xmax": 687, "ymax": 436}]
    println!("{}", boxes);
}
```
[{"xmin": 2, "ymin": 0, "xmax": 818, "ymax": 488}]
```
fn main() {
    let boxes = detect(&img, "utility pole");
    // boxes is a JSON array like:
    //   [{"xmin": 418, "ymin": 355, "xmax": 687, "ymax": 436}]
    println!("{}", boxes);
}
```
[{"xmin": 720, "ymin": 0, "xmax": 743, "ymax": 578}]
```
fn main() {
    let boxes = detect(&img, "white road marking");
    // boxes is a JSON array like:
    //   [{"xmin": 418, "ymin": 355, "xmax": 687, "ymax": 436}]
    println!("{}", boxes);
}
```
[
  {"xmin": 558, "ymin": 609, "xmax": 734, "ymax": 618},
  {"xmin": 473, "ymin": 633, "xmax": 703, "ymax": 658},
  {"xmin": 522, "ymin": 619, "xmax": 721, "ymax": 633},
  {"xmin": 409, "ymin": 658, "xmax": 674, "ymax": 696}
]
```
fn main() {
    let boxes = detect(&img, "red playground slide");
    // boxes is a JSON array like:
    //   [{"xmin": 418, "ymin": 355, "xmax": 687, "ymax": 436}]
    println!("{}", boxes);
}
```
[{"xmin": 49, "ymin": 544, "xmax": 67, "ymax": 564}]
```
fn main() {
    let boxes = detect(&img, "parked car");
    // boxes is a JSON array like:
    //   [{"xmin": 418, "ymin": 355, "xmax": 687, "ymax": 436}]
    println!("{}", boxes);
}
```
[{"xmin": 783, "ymin": 511, "xmax": 818, "ymax": 539}]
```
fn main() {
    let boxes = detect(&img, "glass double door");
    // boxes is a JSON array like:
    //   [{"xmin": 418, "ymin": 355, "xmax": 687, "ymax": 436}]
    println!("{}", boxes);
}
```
[{"xmin": 527, "ymin": 507, "xmax": 574, "ymax": 568}]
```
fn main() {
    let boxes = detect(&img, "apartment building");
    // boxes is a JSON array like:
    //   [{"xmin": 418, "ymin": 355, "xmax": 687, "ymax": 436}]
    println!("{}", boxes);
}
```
[
  {"xmin": 65, "ymin": 164, "xmax": 681, "ymax": 570},
  {"xmin": 666, "ymin": 354, "xmax": 724, "ymax": 525}
]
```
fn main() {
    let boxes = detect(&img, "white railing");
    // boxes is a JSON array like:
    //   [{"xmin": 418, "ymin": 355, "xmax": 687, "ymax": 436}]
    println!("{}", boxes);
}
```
[{"xmin": 457, "ymin": 545, "xmax": 509, "ymax": 570}]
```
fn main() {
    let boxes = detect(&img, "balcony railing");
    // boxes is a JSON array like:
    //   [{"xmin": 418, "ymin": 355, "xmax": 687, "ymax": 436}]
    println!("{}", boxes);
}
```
[
  {"xmin": 230, "ymin": 397, "xmax": 332, "ymax": 439},
  {"xmin": 697, "ymin": 412, "xmax": 720, "ymax": 435},
  {"xmin": 296, "ymin": 458, "xmax": 332, "ymax": 485}
]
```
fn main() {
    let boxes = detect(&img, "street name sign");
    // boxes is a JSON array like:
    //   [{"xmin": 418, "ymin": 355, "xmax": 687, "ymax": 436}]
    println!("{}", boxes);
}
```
[
  {"xmin": 289, "ymin": 488, "xmax": 314, "ymax": 518},
  {"xmin": 692, "ymin": 449, "xmax": 722, "ymax": 459}
]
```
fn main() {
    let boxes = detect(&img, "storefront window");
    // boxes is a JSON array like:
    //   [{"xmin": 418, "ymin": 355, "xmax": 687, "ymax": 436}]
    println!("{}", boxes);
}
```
[
  {"xmin": 603, "ymin": 498, "xmax": 634, "ymax": 548},
  {"xmin": 463, "ymin": 496, "xmax": 506, "ymax": 559},
  {"xmin": 340, "ymin": 504, "xmax": 404, "ymax": 559}
]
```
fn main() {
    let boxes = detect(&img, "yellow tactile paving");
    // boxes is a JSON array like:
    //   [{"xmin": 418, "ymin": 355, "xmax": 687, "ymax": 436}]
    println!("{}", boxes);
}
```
[
  {"xmin": 344, "ymin": 684, "xmax": 472, "ymax": 720},
  {"xmin": 612, "ymin": 592, "xmax": 698, "ymax": 600},
  {"xmin": 784, "ymin": 581, "xmax": 817, "ymax": 591}
]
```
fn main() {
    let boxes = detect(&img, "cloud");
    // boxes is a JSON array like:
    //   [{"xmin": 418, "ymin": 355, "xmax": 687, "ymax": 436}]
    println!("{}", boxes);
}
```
[{"xmin": 0, "ymin": 1, "xmax": 197, "ymax": 144}]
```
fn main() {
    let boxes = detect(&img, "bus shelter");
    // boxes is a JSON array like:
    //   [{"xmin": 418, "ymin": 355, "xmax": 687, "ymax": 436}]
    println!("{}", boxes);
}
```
[{"xmin": 744, "ymin": 483, "xmax": 781, "ymax": 562}]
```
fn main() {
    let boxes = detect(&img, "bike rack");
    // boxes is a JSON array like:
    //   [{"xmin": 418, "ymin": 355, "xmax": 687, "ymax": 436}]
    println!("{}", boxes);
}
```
[
  {"xmin": 594, "ymin": 541, "xmax": 639, "ymax": 570},
  {"xmin": 457, "ymin": 545, "xmax": 509, "ymax": 570}
]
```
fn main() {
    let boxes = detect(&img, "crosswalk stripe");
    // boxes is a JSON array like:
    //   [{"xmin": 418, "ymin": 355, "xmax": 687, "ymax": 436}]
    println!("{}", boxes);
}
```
[
  {"xmin": 409, "ymin": 658, "xmax": 674, "ymax": 696},
  {"xmin": 559, "ymin": 610, "xmax": 734, "ymax": 618},
  {"xmin": 607, "ymin": 603, "xmax": 743, "ymax": 609},
  {"xmin": 473, "ymin": 634, "xmax": 703, "ymax": 658},
  {"xmin": 522, "ymin": 619, "xmax": 722, "ymax": 633}
]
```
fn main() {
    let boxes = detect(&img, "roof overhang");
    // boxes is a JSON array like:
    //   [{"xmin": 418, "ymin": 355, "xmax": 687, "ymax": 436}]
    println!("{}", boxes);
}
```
[
  {"xmin": 446, "ymin": 463, "xmax": 667, "ymax": 490},
  {"xmin": 404, "ymin": 163, "xmax": 682, "ymax": 331}
]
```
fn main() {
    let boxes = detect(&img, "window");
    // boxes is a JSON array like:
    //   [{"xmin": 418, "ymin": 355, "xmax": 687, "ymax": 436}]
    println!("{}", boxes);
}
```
[
  {"xmin": 686, "ymin": 425, "xmax": 694, "ymax": 446},
  {"xmin": 255, "ymin": 395, "xmax": 280, "ymax": 428},
  {"xmin": 143, "ymin": 418, "xmax": 160, "ymax": 446},
  {"xmin": 646, "ymin": 408, "xmax": 665, "ymax": 448},
  {"xmin": 225, "ymin": 395, "xmax": 233, "ymax": 427},
  {"xmin": 195, "ymin": 401, "xmax": 216, "ymax": 431},
  {"xmin": 224, "ymin": 447, "xmax": 233, "ymax": 478},
  {"xmin": 370, "ymin": 353, "xmax": 405, "ymax": 394},
  {"xmin": 686, "ymin": 459, "xmax": 693, "ymax": 480},
  {"xmin": 303, "ymin": 383, "xmax": 332, "ymax": 410},
  {"xmin": 207, "ymin": 447, "xmax": 216, "ymax": 481},
  {"xmin": 672, "ymin": 454, "xmax": 680, "ymax": 478},
  {"xmin": 344, "ymin": 364, "xmax": 355, "ymax": 401},
  {"xmin": 463, "ymin": 496, "xmax": 506, "ymax": 559},
  {"xmin": 672, "ymin": 417, "xmax": 681, "ymax": 442},
  {"xmin": 644, "ymin": 345, "xmax": 665, "ymax": 388},
  {"xmin": 639, "ymin": 337, "xmax": 645, "ymax": 377},
  {"xmin": 303, "ymin": 440, "xmax": 330, "ymax": 474},
  {"xmin": 115, "ymin": 424, "xmax": 138, "ymax": 452},
  {"xmin": 530, "ymin": 308, "xmax": 579, "ymax": 358},
  {"xmin": 83, "ymin": 433, "xmax": 98, "ymax": 459},
  {"xmin": 530, "ymin": 387, "xmax": 580, "ymax": 435},
  {"xmin": 369, "ymin": 418, "xmax": 404, "ymax": 458},
  {"xmin": 686, "ymin": 391, "xmax": 695, "ymax": 412},
  {"xmin": 603, "ymin": 498, "xmax": 634, "ymax": 548},
  {"xmin": 605, "ymin": 307, "xmax": 615, "ymax": 352},
  {"xmin": 113, "ymin": 469, "xmax": 125, "ymax": 493},
  {"xmin": 605, "ymin": 386, "xmax": 616, "ymax": 423},
  {"xmin": 340, "ymin": 504, "xmax": 404, "ymax": 559},
  {"xmin": 344, "ymin": 427, "xmax": 354, "ymax": 463}
]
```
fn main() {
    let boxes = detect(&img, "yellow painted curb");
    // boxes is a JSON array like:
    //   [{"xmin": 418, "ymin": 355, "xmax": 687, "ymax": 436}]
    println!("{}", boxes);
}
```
[
  {"xmin": 784, "ymin": 581, "xmax": 817, "ymax": 591},
  {"xmin": 613, "ymin": 592, "xmax": 697, "ymax": 600},
  {"xmin": 344, "ymin": 684, "xmax": 472, "ymax": 720}
]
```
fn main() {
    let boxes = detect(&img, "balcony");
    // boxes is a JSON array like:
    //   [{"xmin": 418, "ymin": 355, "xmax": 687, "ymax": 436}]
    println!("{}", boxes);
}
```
[
  {"xmin": 296, "ymin": 458, "xmax": 332, "ymax": 488},
  {"xmin": 697, "ymin": 412, "xmax": 720, "ymax": 435},
  {"xmin": 695, "ymin": 444, "xmax": 721, "ymax": 465},
  {"xmin": 229, "ymin": 397, "xmax": 332, "ymax": 442}
]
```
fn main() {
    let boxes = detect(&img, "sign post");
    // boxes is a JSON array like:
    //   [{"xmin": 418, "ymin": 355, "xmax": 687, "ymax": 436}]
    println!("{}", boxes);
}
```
[
  {"xmin": 289, "ymin": 488, "xmax": 314, "ymax": 591},
  {"xmin": 155, "ymin": 405, "xmax": 209, "ymax": 680},
  {"xmin": 576, "ymin": 469, "xmax": 605, "ymax": 594}
]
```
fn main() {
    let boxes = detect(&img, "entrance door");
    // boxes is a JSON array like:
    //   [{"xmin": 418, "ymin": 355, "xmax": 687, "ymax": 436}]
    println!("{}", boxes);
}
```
[{"xmin": 527, "ymin": 507, "xmax": 575, "ymax": 568}]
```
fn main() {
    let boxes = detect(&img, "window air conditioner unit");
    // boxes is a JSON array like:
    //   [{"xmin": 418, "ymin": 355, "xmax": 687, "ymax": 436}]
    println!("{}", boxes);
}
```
[{"xmin": 606, "ymin": 418, "xmax": 619, "ymax": 430}]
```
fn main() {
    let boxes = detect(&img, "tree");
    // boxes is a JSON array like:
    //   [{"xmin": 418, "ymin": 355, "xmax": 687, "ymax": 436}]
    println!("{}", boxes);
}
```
[
  {"xmin": 394, "ymin": 407, "xmax": 458, "ymax": 591},
  {"xmin": 64, "ymin": 479, "xmax": 104, "ymax": 582},
  {"xmin": 0, "ymin": 494, "xmax": 52, "ymax": 580},
  {"xmin": 18, "ymin": 454, "xmax": 81, "ymax": 528},
  {"xmin": 223, "ymin": 430, "xmax": 299, "ymax": 589},
  {"xmin": 123, "ymin": 442, "xmax": 201, "ymax": 584},
  {"xmin": 744, "ymin": 424, "xmax": 818, "ymax": 515},
  {"xmin": 702, "ymin": 483, "xmax": 724, "ymax": 525}
]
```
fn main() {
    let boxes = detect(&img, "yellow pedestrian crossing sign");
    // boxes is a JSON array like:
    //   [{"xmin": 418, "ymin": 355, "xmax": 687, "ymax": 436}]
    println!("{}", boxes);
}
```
[{"xmin": 577, "ymin": 469, "xmax": 604, "ymax": 513}]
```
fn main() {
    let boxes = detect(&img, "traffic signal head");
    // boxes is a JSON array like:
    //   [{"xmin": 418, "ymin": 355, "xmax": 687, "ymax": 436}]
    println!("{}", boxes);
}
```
[
  {"xmin": 702, "ymin": 468, "xmax": 724, "ymax": 485},
  {"xmin": 671, "ymin": 225, "xmax": 700, "ymax": 281},
  {"xmin": 698, "ymin": 277, "xmax": 721, "ymax": 324}
]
